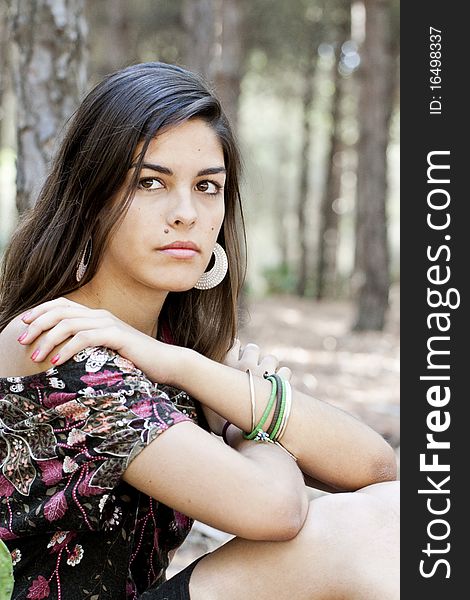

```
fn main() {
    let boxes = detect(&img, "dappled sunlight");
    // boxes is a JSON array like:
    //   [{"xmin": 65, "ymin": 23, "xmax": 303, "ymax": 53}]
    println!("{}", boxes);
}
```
[
  {"xmin": 240, "ymin": 288, "xmax": 400, "ymax": 449},
  {"xmin": 277, "ymin": 307, "xmax": 302, "ymax": 325}
]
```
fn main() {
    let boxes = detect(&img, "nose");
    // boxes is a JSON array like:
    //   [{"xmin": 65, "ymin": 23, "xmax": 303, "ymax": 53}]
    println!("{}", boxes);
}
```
[{"xmin": 166, "ymin": 189, "xmax": 198, "ymax": 228}]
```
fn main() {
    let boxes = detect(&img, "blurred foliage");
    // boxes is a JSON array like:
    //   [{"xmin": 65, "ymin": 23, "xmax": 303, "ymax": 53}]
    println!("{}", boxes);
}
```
[
  {"xmin": 2, "ymin": 0, "xmax": 399, "ymax": 303},
  {"xmin": 262, "ymin": 262, "xmax": 300, "ymax": 295},
  {"xmin": 0, "ymin": 539, "xmax": 13, "ymax": 600}
]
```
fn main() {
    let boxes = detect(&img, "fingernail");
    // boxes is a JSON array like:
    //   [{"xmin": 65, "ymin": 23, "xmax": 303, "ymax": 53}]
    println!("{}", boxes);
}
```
[
  {"xmin": 51, "ymin": 354, "xmax": 60, "ymax": 365},
  {"xmin": 30, "ymin": 349, "xmax": 40, "ymax": 361},
  {"xmin": 21, "ymin": 311, "xmax": 32, "ymax": 321},
  {"xmin": 17, "ymin": 331, "xmax": 28, "ymax": 343}
]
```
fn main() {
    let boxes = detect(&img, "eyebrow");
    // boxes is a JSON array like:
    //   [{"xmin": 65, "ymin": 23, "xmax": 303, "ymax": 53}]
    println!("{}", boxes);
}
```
[{"xmin": 132, "ymin": 162, "xmax": 226, "ymax": 177}]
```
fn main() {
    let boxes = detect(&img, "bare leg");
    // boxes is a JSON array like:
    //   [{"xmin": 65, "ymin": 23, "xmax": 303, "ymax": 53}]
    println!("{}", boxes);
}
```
[{"xmin": 189, "ymin": 481, "xmax": 399, "ymax": 600}]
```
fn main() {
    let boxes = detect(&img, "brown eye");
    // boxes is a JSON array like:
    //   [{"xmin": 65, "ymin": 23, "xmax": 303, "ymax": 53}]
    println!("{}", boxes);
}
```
[
  {"xmin": 196, "ymin": 180, "xmax": 222, "ymax": 195},
  {"xmin": 138, "ymin": 177, "xmax": 163, "ymax": 191}
]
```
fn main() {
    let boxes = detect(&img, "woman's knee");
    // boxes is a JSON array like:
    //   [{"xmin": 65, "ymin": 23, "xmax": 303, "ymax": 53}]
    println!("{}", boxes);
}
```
[
  {"xmin": 356, "ymin": 480, "xmax": 400, "ymax": 516},
  {"xmin": 295, "ymin": 488, "xmax": 399, "ymax": 597},
  {"xmin": 300, "ymin": 486, "xmax": 399, "ymax": 553},
  {"xmin": 189, "ymin": 487, "xmax": 399, "ymax": 600}
]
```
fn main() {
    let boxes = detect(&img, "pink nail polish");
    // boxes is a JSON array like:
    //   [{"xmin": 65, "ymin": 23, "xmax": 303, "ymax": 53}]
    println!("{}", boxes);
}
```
[
  {"xmin": 30, "ymin": 349, "xmax": 40, "ymax": 361},
  {"xmin": 51, "ymin": 354, "xmax": 60, "ymax": 365},
  {"xmin": 21, "ymin": 311, "xmax": 32, "ymax": 321},
  {"xmin": 17, "ymin": 331, "xmax": 28, "ymax": 343}
]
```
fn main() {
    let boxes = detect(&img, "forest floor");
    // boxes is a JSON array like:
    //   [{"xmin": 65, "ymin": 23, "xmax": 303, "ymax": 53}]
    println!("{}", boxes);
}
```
[{"xmin": 167, "ymin": 285, "xmax": 400, "ymax": 577}]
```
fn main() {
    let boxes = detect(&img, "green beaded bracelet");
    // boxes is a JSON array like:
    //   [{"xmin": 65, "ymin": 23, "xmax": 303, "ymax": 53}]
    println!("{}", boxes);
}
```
[
  {"xmin": 266, "ymin": 373, "xmax": 284, "ymax": 439},
  {"xmin": 243, "ymin": 374, "xmax": 277, "ymax": 440},
  {"xmin": 270, "ymin": 376, "xmax": 287, "ymax": 441}
]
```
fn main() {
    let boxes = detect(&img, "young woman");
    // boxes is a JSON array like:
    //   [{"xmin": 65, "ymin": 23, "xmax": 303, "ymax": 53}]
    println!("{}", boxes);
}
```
[{"xmin": 0, "ymin": 62, "xmax": 399, "ymax": 600}]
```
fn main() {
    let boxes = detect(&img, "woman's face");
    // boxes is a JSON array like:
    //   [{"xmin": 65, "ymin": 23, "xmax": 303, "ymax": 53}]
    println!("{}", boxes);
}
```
[{"xmin": 101, "ymin": 118, "xmax": 226, "ymax": 294}]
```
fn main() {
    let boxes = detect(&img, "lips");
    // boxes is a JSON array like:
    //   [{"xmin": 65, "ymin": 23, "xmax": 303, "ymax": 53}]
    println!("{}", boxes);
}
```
[
  {"xmin": 157, "ymin": 241, "xmax": 200, "ymax": 251},
  {"xmin": 157, "ymin": 240, "xmax": 200, "ymax": 259}
]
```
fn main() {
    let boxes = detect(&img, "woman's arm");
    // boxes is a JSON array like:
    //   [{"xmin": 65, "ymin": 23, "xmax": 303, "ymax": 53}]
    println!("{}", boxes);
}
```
[
  {"xmin": 196, "ymin": 340, "xmax": 393, "ymax": 493},
  {"xmin": 14, "ymin": 299, "xmax": 397, "ymax": 491},
  {"xmin": 168, "ymin": 346, "xmax": 397, "ymax": 492},
  {"xmin": 1, "ymin": 316, "xmax": 309, "ymax": 542},
  {"xmin": 122, "ymin": 420, "xmax": 309, "ymax": 542}
]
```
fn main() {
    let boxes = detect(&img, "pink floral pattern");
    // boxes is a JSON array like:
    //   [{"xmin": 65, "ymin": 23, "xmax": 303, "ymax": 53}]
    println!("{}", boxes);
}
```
[
  {"xmin": 0, "ymin": 346, "xmax": 202, "ymax": 598},
  {"xmin": 27, "ymin": 575, "xmax": 50, "ymax": 599}
]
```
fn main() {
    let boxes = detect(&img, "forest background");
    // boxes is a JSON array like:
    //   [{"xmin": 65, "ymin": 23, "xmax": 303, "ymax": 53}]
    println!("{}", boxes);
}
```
[{"xmin": 0, "ymin": 0, "xmax": 400, "ymax": 574}]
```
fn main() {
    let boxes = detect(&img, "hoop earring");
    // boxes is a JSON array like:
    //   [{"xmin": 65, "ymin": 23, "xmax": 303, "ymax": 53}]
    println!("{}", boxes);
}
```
[
  {"xmin": 194, "ymin": 243, "xmax": 228, "ymax": 290},
  {"xmin": 76, "ymin": 237, "xmax": 92, "ymax": 283}
]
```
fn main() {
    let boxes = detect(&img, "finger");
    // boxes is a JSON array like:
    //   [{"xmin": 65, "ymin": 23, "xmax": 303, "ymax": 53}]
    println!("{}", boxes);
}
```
[
  {"xmin": 48, "ymin": 328, "xmax": 121, "ymax": 366},
  {"xmin": 18, "ymin": 307, "xmax": 101, "ymax": 345},
  {"xmin": 257, "ymin": 353, "xmax": 280, "ymax": 378},
  {"xmin": 276, "ymin": 366, "xmax": 292, "ymax": 381},
  {"xmin": 28, "ymin": 318, "xmax": 112, "ymax": 362},
  {"xmin": 20, "ymin": 297, "xmax": 80, "ymax": 324},
  {"xmin": 238, "ymin": 343, "xmax": 261, "ymax": 370}
]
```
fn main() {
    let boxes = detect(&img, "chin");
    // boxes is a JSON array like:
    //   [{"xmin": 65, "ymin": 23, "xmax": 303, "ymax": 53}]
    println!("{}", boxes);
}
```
[
  {"xmin": 144, "ymin": 270, "xmax": 200, "ymax": 293},
  {"xmin": 163, "ymin": 280, "xmax": 199, "ymax": 293},
  {"xmin": 169, "ymin": 285, "xmax": 195, "ymax": 293}
]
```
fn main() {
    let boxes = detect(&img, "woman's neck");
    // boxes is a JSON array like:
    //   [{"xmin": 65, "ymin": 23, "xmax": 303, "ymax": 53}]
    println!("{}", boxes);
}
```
[{"xmin": 65, "ymin": 277, "xmax": 168, "ymax": 339}]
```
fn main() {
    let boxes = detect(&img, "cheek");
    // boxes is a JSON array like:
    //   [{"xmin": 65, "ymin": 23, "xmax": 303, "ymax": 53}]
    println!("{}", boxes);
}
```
[
  {"xmin": 208, "ymin": 216, "xmax": 224, "ymax": 245},
  {"xmin": 201, "ymin": 206, "xmax": 224, "ymax": 249},
  {"xmin": 116, "ymin": 203, "xmax": 156, "ymax": 241},
  {"xmin": 212, "ymin": 202, "xmax": 225, "ymax": 231},
  {"xmin": 106, "ymin": 209, "xmax": 146, "ymax": 257}
]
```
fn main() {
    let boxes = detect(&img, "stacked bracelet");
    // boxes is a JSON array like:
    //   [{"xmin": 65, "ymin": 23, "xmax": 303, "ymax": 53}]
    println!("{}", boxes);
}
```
[
  {"xmin": 242, "ymin": 372, "xmax": 294, "ymax": 449},
  {"xmin": 242, "ymin": 374, "xmax": 277, "ymax": 441},
  {"xmin": 268, "ymin": 374, "xmax": 287, "ymax": 441},
  {"xmin": 222, "ymin": 374, "xmax": 296, "ymax": 459},
  {"xmin": 246, "ymin": 368, "xmax": 256, "ymax": 433},
  {"xmin": 276, "ymin": 377, "xmax": 292, "ymax": 442},
  {"xmin": 266, "ymin": 373, "xmax": 283, "ymax": 438}
]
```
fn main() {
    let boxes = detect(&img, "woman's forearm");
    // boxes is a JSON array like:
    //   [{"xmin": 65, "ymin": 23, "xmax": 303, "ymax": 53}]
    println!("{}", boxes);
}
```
[
  {"xmin": 14, "ymin": 298, "xmax": 396, "ymax": 491},
  {"xmin": 169, "ymin": 346, "xmax": 397, "ymax": 491},
  {"xmin": 224, "ymin": 423, "xmax": 309, "ymax": 521}
]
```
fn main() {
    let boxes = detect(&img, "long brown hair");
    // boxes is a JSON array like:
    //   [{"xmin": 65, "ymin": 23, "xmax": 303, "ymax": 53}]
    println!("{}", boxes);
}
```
[{"xmin": 0, "ymin": 62, "xmax": 247, "ymax": 363}]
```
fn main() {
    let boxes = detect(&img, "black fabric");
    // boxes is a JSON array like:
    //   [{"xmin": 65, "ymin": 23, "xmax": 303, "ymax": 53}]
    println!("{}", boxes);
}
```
[
  {"xmin": 0, "ymin": 346, "xmax": 199, "ymax": 598},
  {"xmin": 140, "ymin": 554, "xmax": 209, "ymax": 600}
]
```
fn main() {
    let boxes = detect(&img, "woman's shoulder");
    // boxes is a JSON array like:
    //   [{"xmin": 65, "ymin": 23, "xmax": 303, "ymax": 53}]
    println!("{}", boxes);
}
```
[{"xmin": 0, "ymin": 315, "xmax": 68, "ymax": 379}]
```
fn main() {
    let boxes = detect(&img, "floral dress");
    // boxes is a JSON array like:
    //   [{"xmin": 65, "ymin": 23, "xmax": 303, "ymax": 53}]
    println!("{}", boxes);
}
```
[{"xmin": 0, "ymin": 346, "xmax": 206, "ymax": 599}]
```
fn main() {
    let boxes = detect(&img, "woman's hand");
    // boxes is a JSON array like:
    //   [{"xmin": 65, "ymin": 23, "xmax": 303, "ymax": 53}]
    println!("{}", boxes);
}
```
[
  {"xmin": 224, "ymin": 338, "xmax": 292, "ymax": 381},
  {"xmin": 16, "ymin": 297, "xmax": 182, "ymax": 385}
]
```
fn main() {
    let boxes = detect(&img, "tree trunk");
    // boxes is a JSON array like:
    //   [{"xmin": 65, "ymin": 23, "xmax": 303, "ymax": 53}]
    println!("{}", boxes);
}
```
[
  {"xmin": 212, "ymin": 0, "xmax": 243, "ymax": 134},
  {"xmin": 97, "ymin": 0, "xmax": 132, "ymax": 76},
  {"xmin": 353, "ymin": 0, "xmax": 392, "ymax": 330},
  {"xmin": 315, "ymin": 92, "xmax": 342, "ymax": 300},
  {"xmin": 0, "ymin": 5, "xmax": 14, "ymax": 243},
  {"xmin": 316, "ymin": 3, "xmax": 350, "ymax": 300},
  {"xmin": 0, "ymin": 4, "xmax": 12, "ymax": 152},
  {"xmin": 9, "ymin": 0, "xmax": 88, "ymax": 213},
  {"xmin": 0, "ymin": 5, "xmax": 8, "ymax": 132},
  {"xmin": 182, "ymin": 0, "xmax": 243, "ymax": 132},
  {"xmin": 274, "ymin": 132, "xmax": 290, "ymax": 268},
  {"xmin": 296, "ymin": 52, "xmax": 316, "ymax": 297},
  {"xmin": 181, "ymin": 0, "xmax": 217, "ymax": 83}
]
